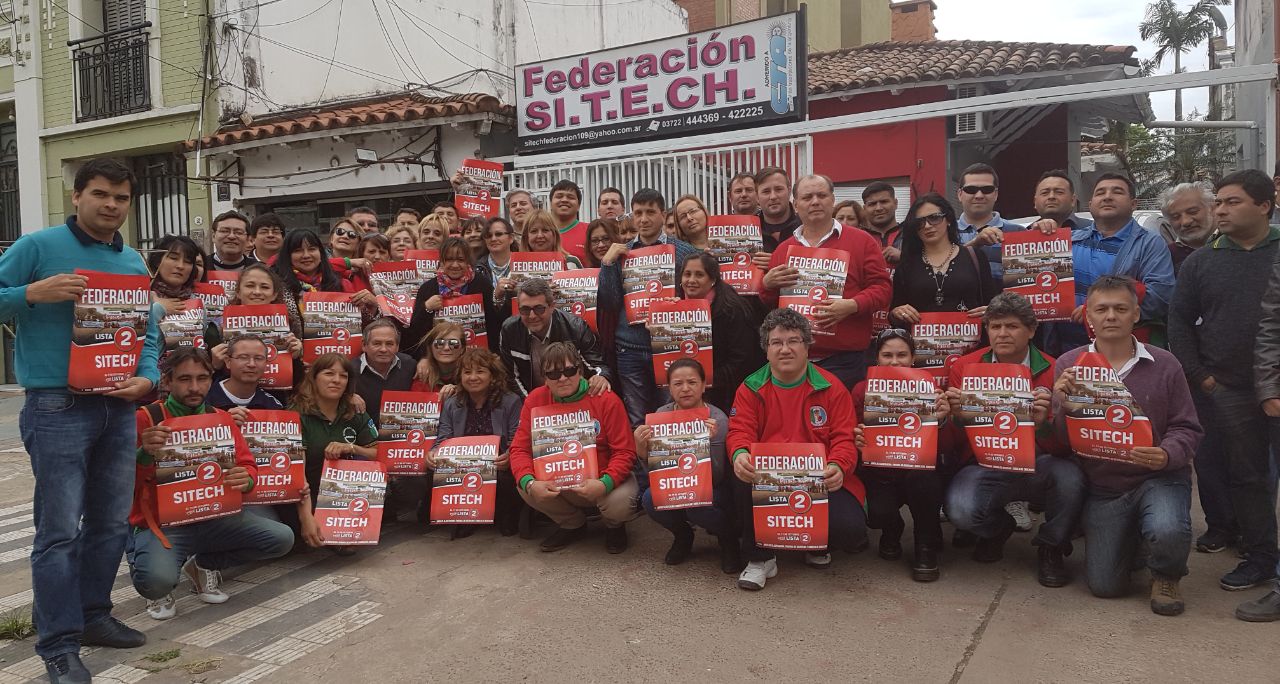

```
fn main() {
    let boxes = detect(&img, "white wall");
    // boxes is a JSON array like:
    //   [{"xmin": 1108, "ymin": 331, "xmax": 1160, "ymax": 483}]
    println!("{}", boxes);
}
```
[{"xmin": 1232, "ymin": 0, "xmax": 1276, "ymax": 171}]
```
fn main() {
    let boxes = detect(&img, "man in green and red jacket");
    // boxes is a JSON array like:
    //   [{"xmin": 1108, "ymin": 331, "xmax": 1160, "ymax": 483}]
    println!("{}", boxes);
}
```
[{"xmin": 728, "ymin": 308, "xmax": 867, "ymax": 591}]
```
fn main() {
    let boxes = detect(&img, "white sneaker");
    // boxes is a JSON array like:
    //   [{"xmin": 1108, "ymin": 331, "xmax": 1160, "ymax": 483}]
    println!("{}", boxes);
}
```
[
  {"xmin": 737, "ymin": 558, "xmax": 778, "ymax": 591},
  {"xmin": 804, "ymin": 552, "xmax": 833, "ymax": 569},
  {"xmin": 1006, "ymin": 501, "xmax": 1033, "ymax": 532},
  {"xmin": 146, "ymin": 593, "xmax": 176, "ymax": 620},
  {"xmin": 183, "ymin": 557, "xmax": 229, "ymax": 604}
]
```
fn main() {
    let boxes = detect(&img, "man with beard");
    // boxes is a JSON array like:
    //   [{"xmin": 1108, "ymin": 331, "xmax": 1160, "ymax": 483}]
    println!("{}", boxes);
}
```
[
  {"xmin": 1159, "ymin": 183, "xmax": 1216, "ymax": 274},
  {"xmin": 755, "ymin": 167, "xmax": 801, "ymax": 252}
]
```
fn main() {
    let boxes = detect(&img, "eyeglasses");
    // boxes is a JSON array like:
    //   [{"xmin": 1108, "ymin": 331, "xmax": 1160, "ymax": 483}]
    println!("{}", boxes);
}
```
[
  {"xmin": 230, "ymin": 354, "xmax": 267, "ymax": 363},
  {"xmin": 333, "ymin": 227, "xmax": 358, "ymax": 239},
  {"xmin": 215, "ymin": 227, "xmax": 248, "ymax": 237},
  {"xmin": 432, "ymin": 339, "xmax": 463, "ymax": 350},
  {"xmin": 254, "ymin": 227, "xmax": 284, "ymax": 236},
  {"xmin": 961, "ymin": 185, "xmax": 997, "ymax": 195},
  {"xmin": 486, "ymin": 231, "xmax": 510, "ymax": 239},
  {"xmin": 589, "ymin": 236, "xmax": 613, "ymax": 245},
  {"xmin": 918, "ymin": 212, "xmax": 947, "ymax": 226},
  {"xmin": 766, "ymin": 337, "xmax": 806, "ymax": 349},
  {"xmin": 518, "ymin": 304, "xmax": 548, "ymax": 316},
  {"xmin": 677, "ymin": 207, "xmax": 704, "ymax": 220},
  {"xmin": 543, "ymin": 365, "xmax": 580, "ymax": 381},
  {"xmin": 354, "ymin": 220, "xmax": 379, "ymax": 228}
]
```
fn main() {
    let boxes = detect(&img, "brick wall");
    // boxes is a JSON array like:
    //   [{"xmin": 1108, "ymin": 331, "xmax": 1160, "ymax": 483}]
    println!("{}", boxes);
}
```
[
  {"xmin": 674, "ymin": 0, "xmax": 716, "ymax": 31},
  {"xmin": 891, "ymin": 0, "xmax": 936, "ymax": 42}
]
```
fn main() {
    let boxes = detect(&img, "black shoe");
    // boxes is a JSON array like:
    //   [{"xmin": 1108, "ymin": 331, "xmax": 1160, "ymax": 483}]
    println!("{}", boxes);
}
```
[
  {"xmin": 43, "ymin": 653, "xmax": 91, "ymax": 684},
  {"xmin": 517, "ymin": 507, "xmax": 535, "ymax": 540},
  {"xmin": 718, "ymin": 535, "xmax": 745, "ymax": 574},
  {"xmin": 911, "ymin": 546, "xmax": 940, "ymax": 582},
  {"xmin": 540, "ymin": 525, "xmax": 586, "ymax": 552},
  {"xmin": 415, "ymin": 497, "xmax": 430, "ymax": 525},
  {"xmin": 605, "ymin": 525, "xmax": 629, "ymax": 554},
  {"xmin": 972, "ymin": 523, "xmax": 1015, "ymax": 563},
  {"xmin": 879, "ymin": 535, "xmax": 903, "ymax": 561},
  {"xmin": 449, "ymin": 525, "xmax": 476, "ymax": 541},
  {"xmin": 1196, "ymin": 529, "xmax": 1235, "ymax": 553},
  {"xmin": 952, "ymin": 529, "xmax": 979, "ymax": 549},
  {"xmin": 1221, "ymin": 560, "xmax": 1278, "ymax": 591},
  {"xmin": 81, "ymin": 616, "xmax": 146, "ymax": 649},
  {"xmin": 497, "ymin": 511, "xmax": 520, "ymax": 537},
  {"xmin": 664, "ymin": 526, "xmax": 694, "ymax": 565},
  {"xmin": 1037, "ymin": 545, "xmax": 1071, "ymax": 588}
]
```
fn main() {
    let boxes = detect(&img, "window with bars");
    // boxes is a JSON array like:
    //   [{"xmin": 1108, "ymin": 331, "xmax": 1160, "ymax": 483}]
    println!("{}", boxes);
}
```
[{"xmin": 131, "ymin": 154, "xmax": 189, "ymax": 251}]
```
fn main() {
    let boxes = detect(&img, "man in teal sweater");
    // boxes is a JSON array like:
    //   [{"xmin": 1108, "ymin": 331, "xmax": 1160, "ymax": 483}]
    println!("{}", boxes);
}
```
[{"xmin": 0, "ymin": 158, "xmax": 162, "ymax": 684}]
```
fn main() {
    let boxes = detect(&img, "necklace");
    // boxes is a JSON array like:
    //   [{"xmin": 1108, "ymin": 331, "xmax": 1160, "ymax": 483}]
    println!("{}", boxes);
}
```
[{"xmin": 922, "ymin": 244, "xmax": 958, "ymax": 305}]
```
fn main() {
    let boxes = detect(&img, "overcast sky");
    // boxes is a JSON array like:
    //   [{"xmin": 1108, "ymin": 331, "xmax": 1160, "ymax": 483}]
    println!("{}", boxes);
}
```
[{"xmin": 933, "ymin": 0, "xmax": 1221, "ymax": 121}]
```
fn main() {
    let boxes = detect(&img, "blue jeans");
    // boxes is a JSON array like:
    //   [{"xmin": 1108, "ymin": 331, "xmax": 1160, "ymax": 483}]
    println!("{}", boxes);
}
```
[
  {"xmin": 642, "ymin": 484, "xmax": 733, "ymax": 538},
  {"xmin": 1083, "ymin": 473, "xmax": 1192, "ymax": 598},
  {"xmin": 944, "ymin": 453, "xmax": 1085, "ymax": 549},
  {"xmin": 127, "ymin": 512, "xmax": 294, "ymax": 600},
  {"xmin": 814, "ymin": 350, "xmax": 868, "ymax": 389},
  {"xmin": 1191, "ymin": 387, "xmax": 1235, "ymax": 538},
  {"xmin": 616, "ymin": 346, "xmax": 668, "ymax": 427},
  {"xmin": 1206, "ymin": 385, "xmax": 1279, "ymax": 569},
  {"xmin": 19, "ymin": 391, "xmax": 137, "ymax": 659}
]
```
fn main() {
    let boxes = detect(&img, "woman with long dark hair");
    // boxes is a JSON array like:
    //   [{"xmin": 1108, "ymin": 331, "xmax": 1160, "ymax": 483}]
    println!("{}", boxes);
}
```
[
  {"xmin": 675, "ymin": 252, "xmax": 766, "ymax": 414},
  {"xmin": 403, "ymin": 237, "xmax": 503, "ymax": 354},
  {"xmin": 271, "ymin": 229, "xmax": 356, "ymax": 332},
  {"xmin": 148, "ymin": 235, "xmax": 205, "ymax": 315},
  {"xmin": 889, "ymin": 193, "xmax": 995, "ymax": 326}
]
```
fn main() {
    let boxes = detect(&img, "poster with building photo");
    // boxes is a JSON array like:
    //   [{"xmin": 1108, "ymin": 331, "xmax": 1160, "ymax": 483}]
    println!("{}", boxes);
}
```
[
  {"xmin": 316, "ymin": 459, "xmax": 387, "ymax": 545},
  {"xmin": 861, "ymin": 366, "xmax": 939, "ymax": 470},
  {"xmin": 438, "ymin": 294, "xmax": 488, "ymax": 348},
  {"xmin": 158, "ymin": 298, "xmax": 207, "ymax": 357},
  {"xmin": 751, "ymin": 442, "xmax": 828, "ymax": 551},
  {"xmin": 222, "ymin": 303, "xmax": 294, "ymax": 389},
  {"xmin": 241, "ymin": 410, "xmax": 306, "ymax": 505},
  {"xmin": 429, "ymin": 436, "xmax": 501, "ymax": 524},
  {"xmin": 954, "ymin": 363, "xmax": 1037, "ymax": 473},
  {"xmin": 645, "ymin": 407, "xmax": 712, "ymax": 511},
  {"xmin": 530, "ymin": 403, "xmax": 599, "ymax": 487},
  {"xmin": 1001, "ymin": 229, "xmax": 1075, "ymax": 321},
  {"xmin": 551, "ymin": 268, "xmax": 599, "ymax": 332},
  {"xmin": 911, "ymin": 312, "xmax": 982, "ymax": 386},
  {"xmin": 369, "ymin": 261, "xmax": 421, "ymax": 326},
  {"xmin": 647, "ymin": 299, "xmax": 713, "ymax": 386},
  {"xmin": 194, "ymin": 281, "xmax": 229, "ymax": 327},
  {"xmin": 705, "ymin": 215, "xmax": 765, "ymax": 296},
  {"xmin": 204, "ymin": 270, "xmax": 240, "ymax": 305},
  {"xmin": 779, "ymin": 246, "xmax": 848, "ymax": 336},
  {"xmin": 376, "ymin": 390, "xmax": 441, "ymax": 475},
  {"xmin": 68, "ymin": 270, "xmax": 152, "ymax": 394},
  {"xmin": 1063, "ymin": 351, "xmax": 1153, "ymax": 463},
  {"xmin": 154, "ymin": 412, "xmax": 242, "ymax": 526},
  {"xmin": 405, "ymin": 249, "xmax": 440, "ymax": 281},
  {"xmin": 621, "ymin": 244, "xmax": 676, "ymax": 324},
  {"xmin": 301, "ymin": 291, "xmax": 362, "ymax": 362},
  {"xmin": 453, "ymin": 159, "xmax": 504, "ymax": 218}
]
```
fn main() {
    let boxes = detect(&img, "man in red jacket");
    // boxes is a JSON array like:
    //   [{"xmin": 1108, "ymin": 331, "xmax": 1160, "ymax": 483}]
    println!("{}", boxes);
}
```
[
  {"xmin": 728, "ymin": 308, "xmax": 867, "ymax": 591},
  {"xmin": 760, "ymin": 174, "xmax": 892, "ymax": 389},
  {"xmin": 128, "ymin": 349, "xmax": 295, "ymax": 621},
  {"xmin": 510, "ymin": 342, "xmax": 639, "ymax": 553}
]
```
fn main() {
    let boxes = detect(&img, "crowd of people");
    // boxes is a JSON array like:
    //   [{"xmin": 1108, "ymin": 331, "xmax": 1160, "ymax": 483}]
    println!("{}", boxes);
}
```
[{"xmin": 2, "ymin": 155, "xmax": 1280, "ymax": 683}]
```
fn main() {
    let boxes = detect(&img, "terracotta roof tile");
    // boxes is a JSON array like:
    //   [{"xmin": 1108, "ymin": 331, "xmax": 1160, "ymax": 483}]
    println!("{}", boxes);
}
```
[{"xmin": 807, "ymin": 40, "xmax": 1138, "ymax": 95}]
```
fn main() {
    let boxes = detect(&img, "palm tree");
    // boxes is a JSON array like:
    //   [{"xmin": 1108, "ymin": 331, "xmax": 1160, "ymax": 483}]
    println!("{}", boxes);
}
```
[{"xmin": 1138, "ymin": 0, "xmax": 1228, "ymax": 120}]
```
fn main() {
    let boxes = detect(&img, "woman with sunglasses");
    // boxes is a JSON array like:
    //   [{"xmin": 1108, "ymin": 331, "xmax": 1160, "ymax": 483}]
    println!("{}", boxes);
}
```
[
  {"xmin": 410, "ymin": 321, "xmax": 466, "ymax": 400},
  {"xmin": 403, "ymin": 237, "xmax": 503, "ymax": 355},
  {"xmin": 673, "ymin": 195, "xmax": 711, "ymax": 251},
  {"xmin": 676, "ymin": 253, "xmax": 765, "ymax": 414},
  {"xmin": 327, "ymin": 219, "xmax": 361, "ymax": 260},
  {"xmin": 521, "ymin": 210, "xmax": 583, "ymax": 269},
  {"xmin": 853, "ymin": 328, "xmax": 951, "ymax": 581},
  {"xmin": 889, "ymin": 192, "xmax": 996, "ymax": 327}
]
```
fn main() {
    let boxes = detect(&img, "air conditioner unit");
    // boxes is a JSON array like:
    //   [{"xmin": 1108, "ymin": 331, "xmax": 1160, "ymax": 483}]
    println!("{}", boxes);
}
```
[{"xmin": 955, "ymin": 85, "xmax": 986, "ymax": 135}]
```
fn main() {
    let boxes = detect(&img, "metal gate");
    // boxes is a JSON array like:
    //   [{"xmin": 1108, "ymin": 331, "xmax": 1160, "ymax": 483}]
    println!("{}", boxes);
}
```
[
  {"xmin": 0, "ymin": 123, "xmax": 18, "ymax": 245},
  {"xmin": 132, "ymin": 153, "xmax": 189, "ymax": 250},
  {"xmin": 505, "ymin": 136, "xmax": 812, "ymax": 216}
]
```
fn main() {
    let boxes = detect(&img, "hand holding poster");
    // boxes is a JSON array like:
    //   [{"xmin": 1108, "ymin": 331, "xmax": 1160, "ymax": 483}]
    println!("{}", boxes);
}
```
[
  {"xmin": 316, "ymin": 460, "xmax": 386, "ymax": 545},
  {"xmin": 241, "ymin": 410, "xmax": 306, "ymax": 504},
  {"xmin": 153, "ymin": 413, "xmax": 242, "ymax": 526},
  {"xmin": 1001, "ymin": 229, "xmax": 1075, "ymax": 321},
  {"xmin": 912, "ymin": 312, "xmax": 982, "ymax": 386},
  {"xmin": 647, "ymin": 299, "xmax": 713, "ymax": 385},
  {"xmin": 705, "ymin": 215, "xmax": 765, "ymax": 296},
  {"xmin": 223, "ymin": 303, "xmax": 294, "ymax": 389},
  {"xmin": 954, "ymin": 363, "xmax": 1036, "ymax": 473},
  {"xmin": 861, "ymin": 366, "xmax": 939, "ymax": 470},
  {"xmin": 194, "ymin": 282, "xmax": 229, "ymax": 327},
  {"xmin": 645, "ymin": 408, "xmax": 713, "ymax": 510},
  {"xmin": 69, "ymin": 270, "xmax": 152, "ymax": 394},
  {"xmin": 453, "ymin": 159, "xmax": 504, "ymax": 218},
  {"xmin": 779, "ymin": 246, "xmax": 848, "ymax": 335},
  {"xmin": 301, "ymin": 292, "xmax": 362, "ymax": 362},
  {"xmin": 437, "ymin": 294, "xmax": 488, "ymax": 348},
  {"xmin": 1063, "ymin": 352, "xmax": 1154, "ymax": 463},
  {"xmin": 751, "ymin": 442, "xmax": 828, "ymax": 550},
  {"xmin": 376, "ymin": 391, "xmax": 441, "ymax": 475},
  {"xmin": 368, "ymin": 261, "xmax": 421, "ymax": 326},
  {"xmin": 551, "ymin": 269, "xmax": 599, "ymax": 332},
  {"xmin": 429, "ymin": 436, "xmax": 501, "ymax": 524},
  {"xmin": 404, "ymin": 249, "xmax": 439, "ymax": 281},
  {"xmin": 621, "ymin": 244, "xmax": 676, "ymax": 324},
  {"xmin": 530, "ymin": 403, "xmax": 599, "ymax": 487},
  {"xmin": 159, "ymin": 299, "xmax": 207, "ymax": 356}
]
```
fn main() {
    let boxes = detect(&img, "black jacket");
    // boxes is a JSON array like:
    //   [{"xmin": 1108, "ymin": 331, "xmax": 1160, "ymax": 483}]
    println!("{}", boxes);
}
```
[
  {"xmin": 705, "ymin": 289, "xmax": 767, "ymax": 414},
  {"xmin": 404, "ymin": 271, "xmax": 503, "ymax": 356},
  {"xmin": 499, "ymin": 309, "xmax": 611, "ymax": 396}
]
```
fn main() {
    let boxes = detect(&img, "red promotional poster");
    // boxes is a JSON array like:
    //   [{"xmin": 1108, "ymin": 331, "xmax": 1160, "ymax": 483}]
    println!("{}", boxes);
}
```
[
  {"xmin": 1001, "ymin": 229, "xmax": 1075, "ymax": 321},
  {"xmin": 705, "ymin": 215, "xmax": 765, "ymax": 296},
  {"xmin": 68, "ymin": 270, "xmax": 151, "ymax": 394},
  {"xmin": 193, "ymin": 281, "xmax": 229, "ymax": 327},
  {"xmin": 453, "ymin": 159, "xmax": 504, "ymax": 218},
  {"xmin": 861, "ymin": 366, "xmax": 939, "ymax": 470},
  {"xmin": 404, "ymin": 249, "xmax": 440, "ymax": 281},
  {"xmin": 954, "ymin": 363, "xmax": 1037, "ymax": 473},
  {"xmin": 429, "ymin": 436, "xmax": 501, "ymax": 524},
  {"xmin": 222, "ymin": 304, "xmax": 294, "ymax": 389},
  {"xmin": 621, "ymin": 244, "xmax": 676, "ymax": 324},
  {"xmin": 376, "ymin": 391, "xmax": 441, "ymax": 475},
  {"xmin": 645, "ymin": 408, "xmax": 713, "ymax": 510},
  {"xmin": 154, "ymin": 413, "xmax": 242, "ymax": 526},
  {"xmin": 912, "ymin": 312, "xmax": 982, "ymax": 386},
  {"xmin": 751, "ymin": 442, "xmax": 829, "ymax": 551},
  {"xmin": 301, "ymin": 292, "xmax": 362, "ymax": 362},
  {"xmin": 509, "ymin": 253, "xmax": 566, "ymax": 293},
  {"xmin": 240, "ymin": 410, "xmax": 306, "ymax": 504},
  {"xmin": 368, "ymin": 261, "xmax": 421, "ymax": 326},
  {"xmin": 158, "ymin": 299, "xmax": 207, "ymax": 358},
  {"xmin": 779, "ymin": 246, "xmax": 849, "ymax": 336},
  {"xmin": 316, "ymin": 460, "xmax": 386, "ymax": 545},
  {"xmin": 204, "ymin": 270, "xmax": 240, "ymax": 304},
  {"xmin": 530, "ymin": 403, "xmax": 599, "ymax": 487},
  {"xmin": 1063, "ymin": 352, "xmax": 1154, "ymax": 463},
  {"xmin": 647, "ymin": 299, "xmax": 713, "ymax": 386},
  {"xmin": 551, "ymin": 269, "xmax": 599, "ymax": 332},
  {"xmin": 437, "ymin": 294, "xmax": 488, "ymax": 348}
]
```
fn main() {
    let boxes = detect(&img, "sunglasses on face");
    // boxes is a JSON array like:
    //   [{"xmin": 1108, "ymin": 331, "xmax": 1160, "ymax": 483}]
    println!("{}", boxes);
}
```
[
  {"xmin": 433, "ymin": 339, "xmax": 463, "ymax": 350},
  {"xmin": 333, "ymin": 227, "xmax": 358, "ymax": 238},
  {"xmin": 917, "ymin": 212, "xmax": 947, "ymax": 226},
  {"xmin": 518, "ymin": 305, "xmax": 548, "ymax": 316},
  {"xmin": 961, "ymin": 185, "xmax": 997, "ymax": 195},
  {"xmin": 543, "ymin": 365, "xmax": 580, "ymax": 381},
  {"xmin": 486, "ymin": 231, "xmax": 510, "ymax": 239},
  {"xmin": 876, "ymin": 327, "xmax": 910, "ymax": 341}
]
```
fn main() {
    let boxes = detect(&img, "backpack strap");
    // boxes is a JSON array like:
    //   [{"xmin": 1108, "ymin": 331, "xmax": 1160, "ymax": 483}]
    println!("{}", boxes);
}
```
[{"xmin": 137, "ymin": 402, "xmax": 173, "ymax": 549}]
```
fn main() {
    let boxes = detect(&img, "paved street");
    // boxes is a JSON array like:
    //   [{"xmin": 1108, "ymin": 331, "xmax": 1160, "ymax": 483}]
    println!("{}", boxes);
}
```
[{"xmin": 0, "ymin": 389, "xmax": 1274, "ymax": 683}]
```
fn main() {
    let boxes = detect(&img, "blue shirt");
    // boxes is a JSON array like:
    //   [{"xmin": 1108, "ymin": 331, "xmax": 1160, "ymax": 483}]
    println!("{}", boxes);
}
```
[
  {"xmin": 597, "ymin": 232, "xmax": 699, "ymax": 352},
  {"xmin": 957, "ymin": 212, "xmax": 1023, "ymax": 281},
  {"xmin": 1072, "ymin": 220, "xmax": 1134, "ymax": 305}
]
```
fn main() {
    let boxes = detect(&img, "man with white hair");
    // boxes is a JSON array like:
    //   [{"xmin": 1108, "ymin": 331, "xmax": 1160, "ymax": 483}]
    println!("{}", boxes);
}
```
[{"xmin": 1159, "ymin": 182, "xmax": 1216, "ymax": 275}]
